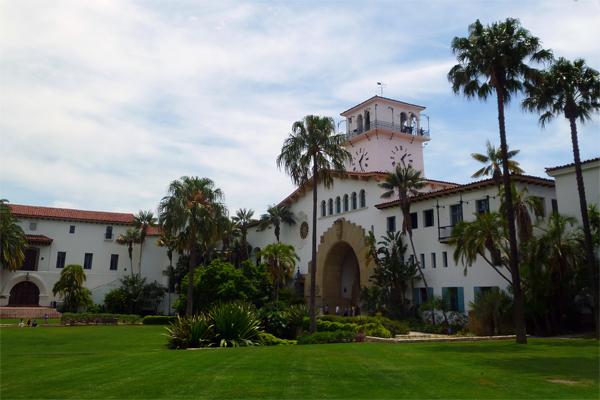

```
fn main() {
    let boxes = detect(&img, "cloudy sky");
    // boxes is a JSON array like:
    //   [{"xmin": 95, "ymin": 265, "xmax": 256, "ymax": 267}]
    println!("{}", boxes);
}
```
[{"xmin": 1, "ymin": 0, "xmax": 599, "ymax": 217}]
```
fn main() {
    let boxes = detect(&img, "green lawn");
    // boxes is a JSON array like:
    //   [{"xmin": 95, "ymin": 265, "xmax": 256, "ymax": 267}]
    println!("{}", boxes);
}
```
[
  {"xmin": 1, "ymin": 325, "xmax": 598, "ymax": 399},
  {"xmin": 1, "ymin": 318, "xmax": 61, "ymax": 325}
]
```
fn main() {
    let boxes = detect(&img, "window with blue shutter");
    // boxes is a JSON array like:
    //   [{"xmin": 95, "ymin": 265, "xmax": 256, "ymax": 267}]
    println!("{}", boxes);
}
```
[{"xmin": 457, "ymin": 287, "xmax": 464, "ymax": 312}]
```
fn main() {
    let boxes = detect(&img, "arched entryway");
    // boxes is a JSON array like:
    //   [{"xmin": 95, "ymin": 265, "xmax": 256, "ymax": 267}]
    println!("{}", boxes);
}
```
[{"xmin": 8, "ymin": 281, "xmax": 40, "ymax": 306}]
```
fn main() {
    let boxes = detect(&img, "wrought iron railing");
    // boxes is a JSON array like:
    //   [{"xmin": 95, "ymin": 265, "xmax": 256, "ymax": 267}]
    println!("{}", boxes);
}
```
[
  {"xmin": 438, "ymin": 225, "xmax": 455, "ymax": 241},
  {"xmin": 345, "ymin": 120, "xmax": 430, "ymax": 140}
]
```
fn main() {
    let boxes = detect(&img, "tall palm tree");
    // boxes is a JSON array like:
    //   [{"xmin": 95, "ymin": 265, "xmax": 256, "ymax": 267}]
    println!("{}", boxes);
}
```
[
  {"xmin": 52, "ymin": 264, "xmax": 93, "ymax": 313},
  {"xmin": 498, "ymin": 183, "xmax": 543, "ymax": 243},
  {"xmin": 0, "ymin": 200, "xmax": 27, "ymax": 271},
  {"xmin": 232, "ymin": 208, "xmax": 255, "ymax": 261},
  {"xmin": 259, "ymin": 242, "xmax": 300, "ymax": 302},
  {"xmin": 218, "ymin": 215, "xmax": 241, "ymax": 263},
  {"xmin": 156, "ymin": 229, "xmax": 177, "ymax": 315},
  {"xmin": 116, "ymin": 228, "xmax": 141, "ymax": 276},
  {"xmin": 471, "ymin": 140, "xmax": 524, "ymax": 187},
  {"xmin": 379, "ymin": 164, "xmax": 431, "ymax": 301},
  {"xmin": 448, "ymin": 18, "xmax": 553, "ymax": 344},
  {"xmin": 522, "ymin": 57, "xmax": 600, "ymax": 339},
  {"xmin": 158, "ymin": 176, "xmax": 226, "ymax": 316},
  {"xmin": 277, "ymin": 115, "xmax": 351, "ymax": 333},
  {"xmin": 449, "ymin": 212, "xmax": 512, "ymax": 286},
  {"xmin": 469, "ymin": 287, "xmax": 513, "ymax": 335},
  {"xmin": 134, "ymin": 210, "xmax": 157, "ymax": 275},
  {"xmin": 258, "ymin": 205, "xmax": 296, "ymax": 243}
]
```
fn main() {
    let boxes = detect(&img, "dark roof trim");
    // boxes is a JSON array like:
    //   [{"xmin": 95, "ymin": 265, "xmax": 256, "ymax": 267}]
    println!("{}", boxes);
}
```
[
  {"xmin": 545, "ymin": 157, "xmax": 600, "ymax": 172},
  {"xmin": 340, "ymin": 95, "xmax": 425, "ymax": 115}
]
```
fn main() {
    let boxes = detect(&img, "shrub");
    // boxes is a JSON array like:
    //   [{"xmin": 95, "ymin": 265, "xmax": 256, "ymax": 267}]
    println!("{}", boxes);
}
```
[
  {"xmin": 60, "ymin": 313, "xmax": 139, "ymax": 325},
  {"xmin": 164, "ymin": 315, "xmax": 213, "ymax": 349},
  {"xmin": 257, "ymin": 302, "xmax": 291, "ymax": 339},
  {"xmin": 210, "ymin": 302, "xmax": 263, "ymax": 347},
  {"xmin": 143, "ymin": 316, "xmax": 178, "ymax": 325},
  {"xmin": 259, "ymin": 332, "xmax": 296, "ymax": 346},
  {"xmin": 297, "ymin": 331, "xmax": 355, "ymax": 345},
  {"xmin": 104, "ymin": 289, "xmax": 129, "ymax": 314},
  {"xmin": 87, "ymin": 304, "xmax": 105, "ymax": 314}
]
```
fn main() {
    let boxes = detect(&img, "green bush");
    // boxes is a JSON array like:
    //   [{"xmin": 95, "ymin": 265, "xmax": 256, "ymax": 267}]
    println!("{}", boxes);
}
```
[
  {"xmin": 297, "ymin": 330, "xmax": 355, "ymax": 345},
  {"xmin": 259, "ymin": 332, "xmax": 296, "ymax": 346},
  {"xmin": 318, "ymin": 315, "xmax": 409, "ymax": 335},
  {"xmin": 210, "ymin": 302, "xmax": 263, "ymax": 348},
  {"xmin": 61, "ymin": 313, "xmax": 140, "ymax": 325},
  {"xmin": 142, "ymin": 316, "xmax": 178, "ymax": 325},
  {"xmin": 165, "ymin": 315, "xmax": 214, "ymax": 349},
  {"xmin": 87, "ymin": 304, "xmax": 105, "ymax": 314}
]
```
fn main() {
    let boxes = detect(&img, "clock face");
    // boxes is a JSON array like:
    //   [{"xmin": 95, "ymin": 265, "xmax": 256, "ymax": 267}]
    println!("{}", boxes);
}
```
[
  {"xmin": 390, "ymin": 145, "xmax": 413, "ymax": 168},
  {"xmin": 351, "ymin": 147, "xmax": 369, "ymax": 172}
]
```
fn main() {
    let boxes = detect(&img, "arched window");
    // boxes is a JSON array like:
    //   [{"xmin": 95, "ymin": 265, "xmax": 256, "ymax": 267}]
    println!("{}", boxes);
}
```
[
  {"xmin": 357, "ymin": 114, "xmax": 363, "ymax": 134},
  {"xmin": 343, "ymin": 194, "xmax": 349, "ymax": 212},
  {"xmin": 321, "ymin": 200, "xmax": 326, "ymax": 217},
  {"xmin": 351, "ymin": 192, "xmax": 357, "ymax": 210},
  {"xmin": 328, "ymin": 199, "xmax": 334, "ymax": 215},
  {"xmin": 335, "ymin": 197, "xmax": 341, "ymax": 213},
  {"xmin": 360, "ymin": 190, "xmax": 366, "ymax": 208}
]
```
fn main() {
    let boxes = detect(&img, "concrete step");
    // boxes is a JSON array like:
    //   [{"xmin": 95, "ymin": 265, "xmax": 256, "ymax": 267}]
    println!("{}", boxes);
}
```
[{"xmin": 0, "ymin": 307, "xmax": 62, "ymax": 319}]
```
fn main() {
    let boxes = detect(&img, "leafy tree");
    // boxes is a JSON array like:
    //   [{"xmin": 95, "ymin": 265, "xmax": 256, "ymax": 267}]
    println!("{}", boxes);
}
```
[
  {"xmin": 145, "ymin": 281, "xmax": 167, "ymax": 314},
  {"xmin": 259, "ymin": 242, "xmax": 300, "ymax": 302},
  {"xmin": 133, "ymin": 210, "xmax": 157, "ymax": 275},
  {"xmin": 232, "ymin": 208, "xmax": 255, "ymax": 261},
  {"xmin": 448, "ymin": 18, "xmax": 552, "ymax": 344},
  {"xmin": 469, "ymin": 288, "xmax": 513, "ymax": 335},
  {"xmin": 258, "ymin": 205, "xmax": 296, "ymax": 243},
  {"xmin": 116, "ymin": 228, "xmax": 140, "ymax": 276},
  {"xmin": 276, "ymin": 115, "xmax": 351, "ymax": 333},
  {"xmin": 523, "ymin": 57, "xmax": 600, "ymax": 339},
  {"xmin": 52, "ymin": 264, "xmax": 93, "ymax": 313},
  {"xmin": 0, "ymin": 200, "xmax": 27, "ymax": 271},
  {"xmin": 379, "ymin": 164, "xmax": 431, "ymax": 302},
  {"xmin": 104, "ymin": 288, "xmax": 129, "ymax": 314},
  {"xmin": 158, "ymin": 176, "xmax": 226, "ymax": 316},
  {"xmin": 471, "ymin": 140, "xmax": 524, "ymax": 187}
]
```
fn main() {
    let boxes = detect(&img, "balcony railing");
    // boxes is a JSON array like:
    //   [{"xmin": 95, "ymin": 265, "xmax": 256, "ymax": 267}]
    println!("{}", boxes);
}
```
[
  {"xmin": 345, "ymin": 120, "xmax": 430, "ymax": 141},
  {"xmin": 438, "ymin": 225, "xmax": 455, "ymax": 242}
]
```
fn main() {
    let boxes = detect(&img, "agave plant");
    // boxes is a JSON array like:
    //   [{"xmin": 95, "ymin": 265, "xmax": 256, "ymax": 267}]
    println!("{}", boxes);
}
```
[
  {"xmin": 209, "ymin": 302, "xmax": 263, "ymax": 347},
  {"xmin": 164, "ymin": 315, "xmax": 213, "ymax": 349}
]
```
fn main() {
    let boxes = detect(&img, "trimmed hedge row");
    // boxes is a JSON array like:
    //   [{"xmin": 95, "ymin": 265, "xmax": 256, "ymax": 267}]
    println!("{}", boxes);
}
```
[
  {"xmin": 142, "ymin": 316, "xmax": 179, "ymax": 325},
  {"xmin": 297, "ymin": 331, "xmax": 355, "ymax": 345},
  {"xmin": 61, "ymin": 313, "xmax": 140, "ymax": 325},
  {"xmin": 301, "ymin": 317, "xmax": 394, "ymax": 338},
  {"xmin": 319, "ymin": 315, "xmax": 409, "ymax": 335},
  {"xmin": 259, "ymin": 333, "xmax": 297, "ymax": 346}
]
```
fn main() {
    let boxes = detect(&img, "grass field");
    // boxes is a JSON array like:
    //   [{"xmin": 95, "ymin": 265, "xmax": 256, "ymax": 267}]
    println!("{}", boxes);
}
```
[
  {"xmin": 1, "ymin": 318, "xmax": 62, "ymax": 325},
  {"xmin": 1, "ymin": 325, "xmax": 598, "ymax": 399}
]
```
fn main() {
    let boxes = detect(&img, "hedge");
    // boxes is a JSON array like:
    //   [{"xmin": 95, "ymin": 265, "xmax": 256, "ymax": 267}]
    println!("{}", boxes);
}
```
[
  {"xmin": 297, "ymin": 330, "xmax": 355, "ymax": 345},
  {"xmin": 61, "ymin": 313, "xmax": 140, "ymax": 325},
  {"xmin": 259, "ymin": 333, "xmax": 297, "ymax": 346},
  {"xmin": 319, "ymin": 315, "xmax": 409, "ymax": 335},
  {"xmin": 142, "ymin": 316, "xmax": 179, "ymax": 325}
]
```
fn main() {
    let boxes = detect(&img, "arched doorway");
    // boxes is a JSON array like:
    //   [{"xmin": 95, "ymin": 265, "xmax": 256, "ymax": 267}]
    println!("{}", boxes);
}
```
[{"xmin": 8, "ymin": 281, "xmax": 40, "ymax": 306}]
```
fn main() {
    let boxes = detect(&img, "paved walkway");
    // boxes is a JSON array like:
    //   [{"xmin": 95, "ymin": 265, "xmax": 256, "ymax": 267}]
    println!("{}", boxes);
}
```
[{"xmin": 366, "ymin": 331, "xmax": 519, "ymax": 344}]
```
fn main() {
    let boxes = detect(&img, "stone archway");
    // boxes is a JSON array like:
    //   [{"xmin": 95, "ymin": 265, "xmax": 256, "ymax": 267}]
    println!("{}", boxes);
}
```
[
  {"xmin": 8, "ymin": 281, "xmax": 40, "ymax": 306},
  {"xmin": 314, "ymin": 218, "xmax": 372, "ymax": 308}
]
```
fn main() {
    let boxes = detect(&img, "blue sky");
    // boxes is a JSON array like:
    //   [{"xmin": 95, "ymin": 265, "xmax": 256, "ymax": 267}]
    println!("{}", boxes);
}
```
[{"xmin": 1, "ymin": 0, "xmax": 599, "ymax": 216}]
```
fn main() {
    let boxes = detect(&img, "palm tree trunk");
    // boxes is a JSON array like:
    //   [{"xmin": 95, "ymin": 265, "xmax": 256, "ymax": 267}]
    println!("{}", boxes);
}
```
[
  {"xmin": 496, "ymin": 88, "xmax": 527, "ymax": 344},
  {"xmin": 187, "ymin": 230, "xmax": 196, "ymax": 317},
  {"xmin": 569, "ymin": 117, "xmax": 599, "ymax": 340},
  {"xmin": 139, "ymin": 241, "xmax": 143, "ymax": 276},
  {"xmin": 407, "ymin": 230, "xmax": 434, "ymax": 324},
  {"xmin": 129, "ymin": 248, "xmax": 134, "ymax": 277},
  {"xmin": 309, "ymin": 154, "xmax": 318, "ymax": 334}
]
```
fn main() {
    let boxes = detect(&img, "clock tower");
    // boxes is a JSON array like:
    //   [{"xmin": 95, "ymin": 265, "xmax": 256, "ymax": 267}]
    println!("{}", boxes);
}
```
[{"xmin": 340, "ymin": 96, "xmax": 430, "ymax": 175}]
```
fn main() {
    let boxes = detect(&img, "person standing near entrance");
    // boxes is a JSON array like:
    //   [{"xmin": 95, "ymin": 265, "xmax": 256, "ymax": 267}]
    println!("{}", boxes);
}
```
[
  {"xmin": 335, "ymin": 305, "xmax": 340, "ymax": 316},
  {"xmin": 44, "ymin": 314, "xmax": 48, "ymax": 325},
  {"xmin": 324, "ymin": 305, "xmax": 329, "ymax": 315}
]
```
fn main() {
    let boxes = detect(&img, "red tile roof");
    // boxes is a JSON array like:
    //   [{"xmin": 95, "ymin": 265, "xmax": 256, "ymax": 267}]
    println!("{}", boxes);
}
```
[
  {"xmin": 10, "ymin": 204, "xmax": 135, "ymax": 224},
  {"xmin": 25, "ymin": 234, "xmax": 54, "ymax": 243}
]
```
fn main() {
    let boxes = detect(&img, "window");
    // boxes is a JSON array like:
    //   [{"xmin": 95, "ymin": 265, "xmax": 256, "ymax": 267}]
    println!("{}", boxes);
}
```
[
  {"xmin": 387, "ymin": 216, "xmax": 396, "ymax": 233},
  {"xmin": 360, "ymin": 190, "xmax": 366, "ymax": 208},
  {"xmin": 420, "ymin": 254, "xmax": 425, "ymax": 269},
  {"xmin": 442, "ymin": 251, "xmax": 448, "ymax": 267},
  {"xmin": 343, "ymin": 194, "xmax": 349, "ymax": 212},
  {"xmin": 351, "ymin": 192, "xmax": 357, "ymax": 210},
  {"xmin": 431, "ymin": 253, "xmax": 436, "ymax": 268},
  {"xmin": 56, "ymin": 252, "xmax": 66, "ymax": 269},
  {"xmin": 328, "ymin": 199, "xmax": 334, "ymax": 215},
  {"xmin": 532, "ymin": 196, "xmax": 545, "ymax": 217},
  {"xmin": 442, "ymin": 287, "xmax": 464, "ymax": 312},
  {"xmin": 110, "ymin": 254, "xmax": 119, "ymax": 271},
  {"xmin": 69, "ymin": 225, "xmax": 75, "ymax": 234},
  {"xmin": 474, "ymin": 286, "xmax": 497, "ymax": 298},
  {"xmin": 414, "ymin": 287, "xmax": 433, "ymax": 306},
  {"xmin": 411, "ymin": 212, "xmax": 418, "ymax": 230},
  {"xmin": 29, "ymin": 222, "xmax": 38, "ymax": 231},
  {"xmin": 423, "ymin": 209, "xmax": 434, "ymax": 227},
  {"xmin": 84, "ymin": 253, "xmax": 93, "ymax": 270},
  {"xmin": 105, "ymin": 226, "xmax": 113, "ymax": 240},
  {"xmin": 492, "ymin": 249, "xmax": 502, "ymax": 266},
  {"xmin": 551, "ymin": 198, "xmax": 558, "ymax": 214},
  {"xmin": 321, "ymin": 201, "xmax": 326, "ymax": 217},
  {"xmin": 450, "ymin": 204, "xmax": 463, "ymax": 226},
  {"xmin": 476, "ymin": 198, "xmax": 490, "ymax": 215},
  {"xmin": 335, "ymin": 197, "xmax": 341, "ymax": 214}
]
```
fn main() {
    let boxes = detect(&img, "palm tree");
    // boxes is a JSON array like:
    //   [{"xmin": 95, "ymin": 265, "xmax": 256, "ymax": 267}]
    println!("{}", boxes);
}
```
[
  {"xmin": 133, "ymin": 210, "xmax": 157, "ymax": 276},
  {"xmin": 258, "ymin": 205, "xmax": 296, "ymax": 243},
  {"xmin": 471, "ymin": 140, "xmax": 524, "ymax": 187},
  {"xmin": 448, "ymin": 18, "xmax": 553, "ymax": 344},
  {"xmin": 522, "ymin": 57, "xmax": 600, "ymax": 339},
  {"xmin": 277, "ymin": 115, "xmax": 351, "ymax": 333},
  {"xmin": 498, "ymin": 183, "xmax": 543, "ymax": 243},
  {"xmin": 379, "ymin": 164, "xmax": 431, "ymax": 303},
  {"xmin": 232, "ymin": 208, "xmax": 255, "ymax": 261},
  {"xmin": 52, "ymin": 264, "xmax": 93, "ymax": 313},
  {"xmin": 259, "ymin": 242, "xmax": 300, "ymax": 302},
  {"xmin": 158, "ymin": 176, "xmax": 226, "ymax": 316},
  {"xmin": 156, "ymin": 229, "xmax": 177, "ymax": 315},
  {"xmin": 116, "ymin": 228, "xmax": 141, "ymax": 276},
  {"xmin": 469, "ymin": 287, "xmax": 513, "ymax": 335},
  {"xmin": 449, "ymin": 212, "xmax": 513, "ymax": 286},
  {"xmin": 0, "ymin": 200, "xmax": 27, "ymax": 271},
  {"xmin": 218, "ymin": 215, "xmax": 241, "ymax": 263}
]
